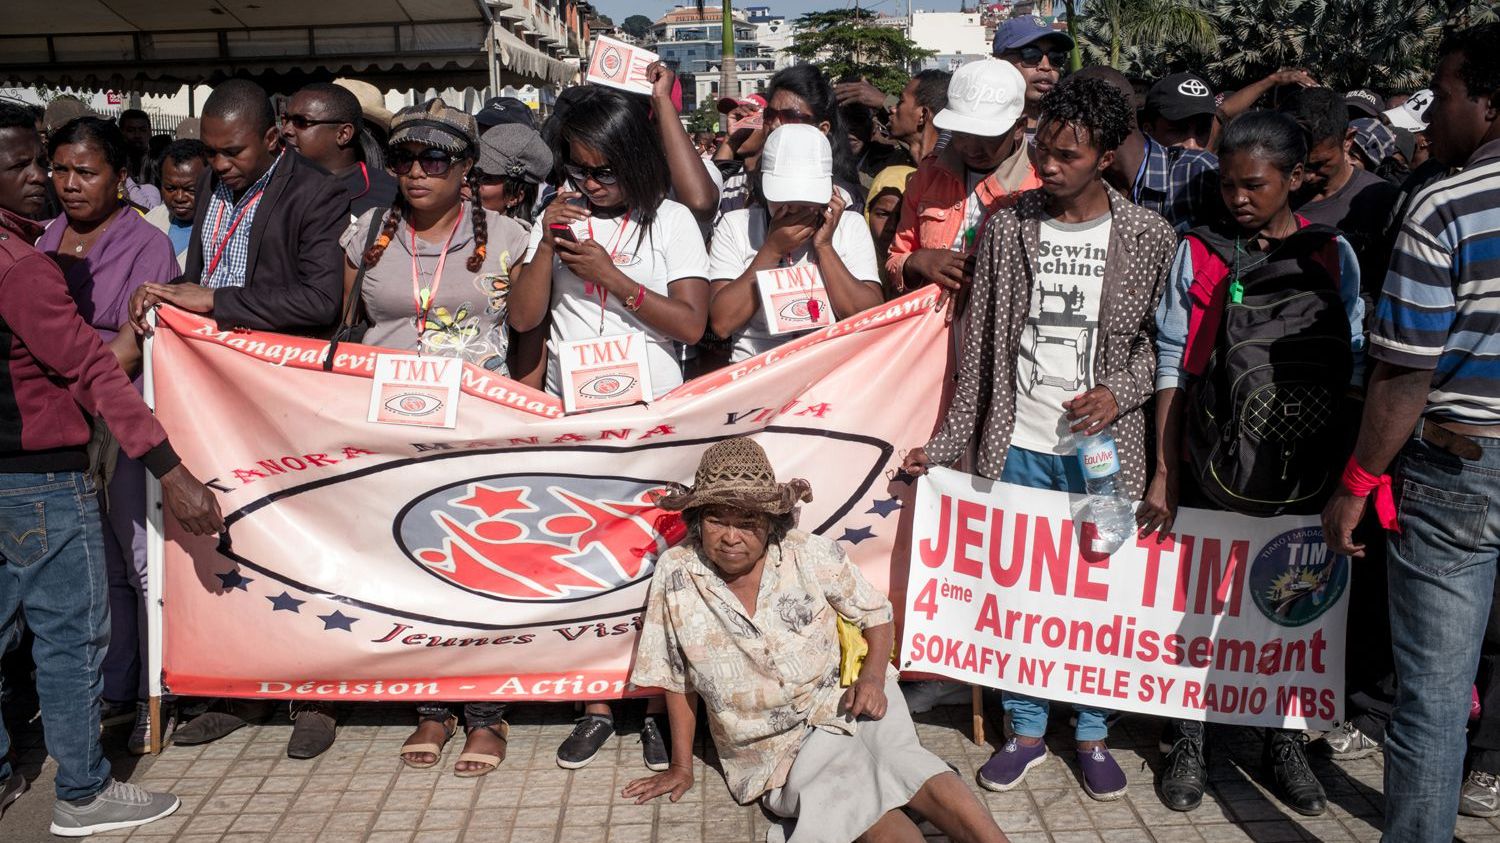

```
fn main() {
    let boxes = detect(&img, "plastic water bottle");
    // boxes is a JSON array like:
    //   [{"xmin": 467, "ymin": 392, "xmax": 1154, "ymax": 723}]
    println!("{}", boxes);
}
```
[{"xmin": 1075, "ymin": 431, "xmax": 1134, "ymax": 555}]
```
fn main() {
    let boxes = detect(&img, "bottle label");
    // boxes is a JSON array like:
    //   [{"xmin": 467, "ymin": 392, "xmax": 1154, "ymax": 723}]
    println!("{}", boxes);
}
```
[{"xmin": 1078, "ymin": 439, "xmax": 1120, "ymax": 479}]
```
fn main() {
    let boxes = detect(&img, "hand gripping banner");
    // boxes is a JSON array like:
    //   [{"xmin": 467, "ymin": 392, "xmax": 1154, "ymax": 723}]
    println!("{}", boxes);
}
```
[{"xmin": 145, "ymin": 291, "xmax": 948, "ymax": 702}]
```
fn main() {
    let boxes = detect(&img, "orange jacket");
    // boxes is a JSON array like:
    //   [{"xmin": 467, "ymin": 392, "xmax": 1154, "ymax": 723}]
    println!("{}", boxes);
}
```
[{"xmin": 884, "ymin": 139, "xmax": 1041, "ymax": 288}]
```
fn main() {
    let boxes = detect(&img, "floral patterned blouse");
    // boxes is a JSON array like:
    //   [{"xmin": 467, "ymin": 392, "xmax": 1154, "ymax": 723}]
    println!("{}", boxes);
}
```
[{"xmin": 629, "ymin": 530, "xmax": 894, "ymax": 803}]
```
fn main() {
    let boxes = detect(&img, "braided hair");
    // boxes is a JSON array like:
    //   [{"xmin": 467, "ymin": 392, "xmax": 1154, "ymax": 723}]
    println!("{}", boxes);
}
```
[{"xmin": 360, "ymin": 150, "xmax": 486, "ymax": 271}]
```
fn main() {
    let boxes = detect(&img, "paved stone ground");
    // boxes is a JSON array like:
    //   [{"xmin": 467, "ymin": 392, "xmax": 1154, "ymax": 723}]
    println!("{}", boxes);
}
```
[{"xmin": 5, "ymin": 698, "xmax": 1500, "ymax": 842}]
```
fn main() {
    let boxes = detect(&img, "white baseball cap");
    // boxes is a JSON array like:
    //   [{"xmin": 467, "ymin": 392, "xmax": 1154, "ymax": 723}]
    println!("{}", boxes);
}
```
[
  {"xmin": 932, "ymin": 58, "xmax": 1026, "ymax": 137},
  {"xmin": 760, "ymin": 124, "xmax": 833, "ymax": 204},
  {"xmin": 1383, "ymin": 89, "xmax": 1433, "ymax": 132}
]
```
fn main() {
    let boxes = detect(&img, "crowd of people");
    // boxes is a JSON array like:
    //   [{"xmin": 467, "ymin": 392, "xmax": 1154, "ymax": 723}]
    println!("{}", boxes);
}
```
[{"xmin": 0, "ymin": 14, "xmax": 1496, "ymax": 842}]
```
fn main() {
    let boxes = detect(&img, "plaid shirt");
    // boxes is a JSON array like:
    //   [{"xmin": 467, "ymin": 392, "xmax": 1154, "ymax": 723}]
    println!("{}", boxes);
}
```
[
  {"xmin": 1132, "ymin": 136, "xmax": 1219, "ymax": 233},
  {"xmin": 199, "ymin": 153, "xmax": 283, "ymax": 289}
]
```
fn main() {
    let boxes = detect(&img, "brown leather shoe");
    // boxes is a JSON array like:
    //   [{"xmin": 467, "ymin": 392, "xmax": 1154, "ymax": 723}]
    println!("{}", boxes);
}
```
[
  {"xmin": 172, "ymin": 698, "xmax": 275, "ymax": 746},
  {"xmin": 287, "ymin": 702, "xmax": 337, "ymax": 760}
]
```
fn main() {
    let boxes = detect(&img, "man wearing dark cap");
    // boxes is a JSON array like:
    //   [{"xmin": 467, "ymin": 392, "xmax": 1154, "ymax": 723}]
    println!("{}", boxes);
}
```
[
  {"xmin": 475, "ymin": 95, "xmax": 536, "ymax": 132},
  {"xmin": 1345, "ymin": 89, "xmax": 1384, "ymax": 120},
  {"xmin": 1142, "ymin": 72, "xmax": 1216, "ymax": 151},
  {"xmin": 281, "ymin": 82, "xmax": 397, "ymax": 218},
  {"xmin": 992, "ymin": 16, "xmax": 1074, "ymax": 137}
]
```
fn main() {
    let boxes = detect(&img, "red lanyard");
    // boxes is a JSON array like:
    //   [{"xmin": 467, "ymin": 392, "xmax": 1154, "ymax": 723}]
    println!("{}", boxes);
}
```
[
  {"xmin": 203, "ymin": 189, "xmax": 265, "ymax": 282},
  {"xmin": 584, "ymin": 212, "xmax": 633, "ymax": 335},
  {"xmin": 410, "ymin": 213, "xmax": 464, "ymax": 337},
  {"xmin": 352, "ymin": 162, "xmax": 370, "ymax": 200}
]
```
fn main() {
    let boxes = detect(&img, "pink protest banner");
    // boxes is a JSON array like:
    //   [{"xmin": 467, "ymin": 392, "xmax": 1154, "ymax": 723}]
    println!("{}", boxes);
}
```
[
  {"xmin": 585, "ymin": 36, "xmax": 658, "ymax": 96},
  {"xmin": 902, "ymin": 467, "xmax": 1349, "ymax": 730},
  {"xmin": 147, "ymin": 291, "xmax": 948, "ymax": 702}
]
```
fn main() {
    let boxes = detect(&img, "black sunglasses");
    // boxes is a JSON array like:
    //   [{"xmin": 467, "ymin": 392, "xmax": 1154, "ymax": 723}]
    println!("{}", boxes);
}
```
[
  {"xmin": 1005, "ymin": 45, "xmax": 1069, "ymax": 69},
  {"xmin": 388, "ymin": 148, "xmax": 457, "ymax": 177},
  {"xmin": 280, "ymin": 113, "xmax": 344, "ymax": 130},
  {"xmin": 564, "ymin": 163, "xmax": 618, "ymax": 186}
]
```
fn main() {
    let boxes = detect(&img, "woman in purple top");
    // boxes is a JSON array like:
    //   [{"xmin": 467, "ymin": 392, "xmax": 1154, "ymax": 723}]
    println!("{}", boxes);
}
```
[{"xmin": 37, "ymin": 117, "xmax": 180, "ymax": 754}]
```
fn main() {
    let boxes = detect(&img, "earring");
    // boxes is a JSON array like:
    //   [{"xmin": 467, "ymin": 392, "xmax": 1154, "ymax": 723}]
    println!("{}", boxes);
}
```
[{"xmin": 117, "ymin": 184, "xmax": 125, "ymax": 201}]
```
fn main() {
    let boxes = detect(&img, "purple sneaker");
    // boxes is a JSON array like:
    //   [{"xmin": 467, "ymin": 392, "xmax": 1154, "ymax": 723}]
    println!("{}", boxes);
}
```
[
  {"xmin": 1077, "ymin": 745, "xmax": 1127, "ymax": 801},
  {"xmin": 978, "ymin": 738, "xmax": 1048, "ymax": 792}
]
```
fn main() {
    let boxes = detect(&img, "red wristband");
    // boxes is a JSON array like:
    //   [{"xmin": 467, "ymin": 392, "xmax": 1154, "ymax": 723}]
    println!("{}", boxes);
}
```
[{"xmin": 1340, "ymin": 456, "xmax": 1401, "ymax": 533}]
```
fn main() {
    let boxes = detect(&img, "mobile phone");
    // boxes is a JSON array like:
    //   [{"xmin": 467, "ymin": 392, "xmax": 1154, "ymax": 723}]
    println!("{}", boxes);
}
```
[{"xmin": 550, "ymin": 223, "xmax": 578, "ymax": 244}]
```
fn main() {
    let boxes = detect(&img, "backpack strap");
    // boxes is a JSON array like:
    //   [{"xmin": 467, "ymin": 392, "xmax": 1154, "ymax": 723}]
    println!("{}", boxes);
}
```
[{"xmin": 1182, "ymin": 233, "xmax": 1232, "ymax": 378}]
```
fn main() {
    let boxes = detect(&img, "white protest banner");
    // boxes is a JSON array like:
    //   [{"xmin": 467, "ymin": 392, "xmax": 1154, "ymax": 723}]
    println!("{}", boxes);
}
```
[
  {"xmin": 367, "ymin": 353, "xmax": 461, "ymax": 428},
  {"xmin": 757, "ymin": 263, "xmax": 833, "ymax": 335},
  {"xmin": 901, "ymin": 467, "xmax": 1348, "ymax": 730},
  {"xmin": 586, "ymin": 36, "xmax": 658, "ymax": 96},
  {"xmin": 556, "ymin": 331, "xmax": 653, "ymax": 413}
]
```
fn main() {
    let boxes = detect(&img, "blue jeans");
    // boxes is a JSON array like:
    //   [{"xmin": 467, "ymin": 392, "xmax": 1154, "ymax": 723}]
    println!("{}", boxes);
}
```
[
  {"xmin": 1383, "ymin": 427, "xmax": 1500, "ymax": 842},
  {"xmin": 0, "ymin": 471, "xmax": 111, "ymax": 800},
  {"xmin": 999, "ymin": 447, "xmax": 1111, "ymax": 742}
]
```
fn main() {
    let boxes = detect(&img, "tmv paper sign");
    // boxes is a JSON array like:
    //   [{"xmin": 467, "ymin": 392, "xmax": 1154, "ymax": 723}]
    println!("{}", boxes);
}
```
[
  {"xmin": 557, "ymin": 331, "xmax": 653, "ymax": 413},
  {"xmin": 367, "ymin": 354, "xmax": 461, "ymax": 428},
  {"xmin": 757, "ymin": 263, "xmax": 833, "ymax": 335},
  {"xmin": 586, "ymin": 36, "xmax": 658, "ymax": 96},
  {"xmin": 901, "ymin": 467, "xmax": 1348, "ymax": 730}
]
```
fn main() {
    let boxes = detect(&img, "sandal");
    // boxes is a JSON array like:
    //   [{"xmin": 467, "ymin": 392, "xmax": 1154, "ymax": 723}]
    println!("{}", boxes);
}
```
[
  {"xmin": 454, "ymin": 721, "xmax": 509, "ymax": 778},
  {"xmin": 400, "ymin": 713, "xmax": 458, "ymax": 769}
]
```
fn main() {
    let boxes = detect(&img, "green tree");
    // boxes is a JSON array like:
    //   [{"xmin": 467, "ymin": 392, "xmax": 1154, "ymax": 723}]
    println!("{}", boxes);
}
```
[
  {"xmin": 685, "ymin": 99, "xmax": 721, "ymax": 133},
  {"xmin": 622, "ymin": 14, "xmax": 654, "ymax": 40},
  {"xmin": 785, "ymin": 9, "xmax": 935, "ymax": 93},
  {"xmin": 1078, "ymin": 0, "xmax": 1218, "ymax": 70}
]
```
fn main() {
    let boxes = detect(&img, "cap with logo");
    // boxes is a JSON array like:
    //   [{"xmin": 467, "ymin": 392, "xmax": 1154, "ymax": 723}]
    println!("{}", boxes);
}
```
[
  {"xmin": 992, "ymin": 16, "xmax": 1074, "ymax": 55},
  {"xmin": 716, "ymin": 93, "xmax": 767, "ymax": 114},
  {"xmin": 476, "ymin": 96, "xmax": 536, "ymax": 131},
  {"xmin": 1344, "ymin": 89, "xmax": 1383, "ymax": 120},
  {"xmin": 1351, "ymin": 118, "xmax": 1397, "ymax": 167},
  {"xmin": 1145, "ymin": 72, "xmax": 1216, "ymax": 121},
  {"xmin": 1383, "ymin": 89, "xmax": 1432, "ymax": 132},
  {"xmin": 932, "ymin": 59, "xmax": 1026, "ymax": 137}
]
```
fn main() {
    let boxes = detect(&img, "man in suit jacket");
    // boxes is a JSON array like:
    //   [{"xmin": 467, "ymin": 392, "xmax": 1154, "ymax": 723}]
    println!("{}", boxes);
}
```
[
  {"xmin": 125, "ymin": 80, "xmax": 348, "ymax": 760},
  {"xmin": 129, "ymin": 79, "xmax": 348, "ymax": 337}
]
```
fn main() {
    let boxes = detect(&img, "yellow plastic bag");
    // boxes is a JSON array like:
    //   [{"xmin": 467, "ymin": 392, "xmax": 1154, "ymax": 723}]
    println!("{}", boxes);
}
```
[{"xmin": 837, "ymin": 615, "xmax": 869, "ymax": 687}]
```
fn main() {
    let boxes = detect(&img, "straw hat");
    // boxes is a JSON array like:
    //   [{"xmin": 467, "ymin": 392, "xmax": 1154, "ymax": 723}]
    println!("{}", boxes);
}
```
[
  {"xmin": 655, "ymin": 439, "xmax": 812, "ymax": 515},
  {"xmin": 333, "ymin": 78, "xmax": 394, "ymax": 131}
]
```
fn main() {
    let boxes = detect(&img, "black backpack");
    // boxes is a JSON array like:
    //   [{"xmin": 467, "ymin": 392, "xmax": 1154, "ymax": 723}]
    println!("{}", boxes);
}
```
[{"xmin": 1184, "ymin": 223, "xmax": 1355, "ymax": 516}]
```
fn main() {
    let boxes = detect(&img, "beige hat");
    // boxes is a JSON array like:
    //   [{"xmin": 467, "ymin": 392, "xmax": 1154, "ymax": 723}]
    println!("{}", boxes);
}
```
[
  {"xmin": 655, "ymin": 438, "xmax": 812, "ymax": 515},
  {"xmin": 334, "ymin": 78, "xmax": 394, "ymax": 131},
  {"xmin": 43, "ymin": 97, "xmax": 97, "ymax": 133},
  {"xmin": 174, "ymin": 117, "xmax": 201, "ymax": 140}
]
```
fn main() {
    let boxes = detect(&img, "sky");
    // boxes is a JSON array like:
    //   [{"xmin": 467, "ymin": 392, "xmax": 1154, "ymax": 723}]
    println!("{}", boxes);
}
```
[{"xmin": 588, "ymin": 0, "xmax": 968, "ymax": 27}]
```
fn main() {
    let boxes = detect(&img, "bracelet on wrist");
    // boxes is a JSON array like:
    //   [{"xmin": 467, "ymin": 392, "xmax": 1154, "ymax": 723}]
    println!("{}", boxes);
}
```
[{"xmin": 624, "ymin": 283, "xmax": 647, "ymax": 312}]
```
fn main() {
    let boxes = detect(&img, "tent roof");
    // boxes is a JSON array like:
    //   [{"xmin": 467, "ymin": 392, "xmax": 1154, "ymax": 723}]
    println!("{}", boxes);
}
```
[{"xmin": 0, "ymin": 1, "xmax": 572, "ymax": 92}]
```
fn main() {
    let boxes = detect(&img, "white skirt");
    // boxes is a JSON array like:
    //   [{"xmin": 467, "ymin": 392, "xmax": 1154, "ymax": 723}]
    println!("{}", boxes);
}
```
[{"xmin": 762, "ymin": 677, "xmax": 952, "ymax": 843}]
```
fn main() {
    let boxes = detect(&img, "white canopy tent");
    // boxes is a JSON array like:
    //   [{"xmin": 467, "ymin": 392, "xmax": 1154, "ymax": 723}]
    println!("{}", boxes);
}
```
[{"xmin": 0, "ymin": 0, "xmax": 576, "ymax": 93}]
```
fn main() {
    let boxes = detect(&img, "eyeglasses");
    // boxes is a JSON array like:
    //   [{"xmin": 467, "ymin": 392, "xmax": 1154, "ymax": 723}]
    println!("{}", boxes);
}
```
[
  {"xmin": 388, "ymin": 148, "xmax": 457, "ymax": 177},
  {"xmin": 564, "ymin": 163, "xmax": 618, "ymax": 186},
  {"xmin": 280, "ymin": 113, "xmax": 345, "ymax": 130},
  {"xmin": 764, "ymin": 107, "xmax": 816, "ymax": 125},
  {"xmin": 1005, "ymin": 46, "xmax": 1069, "ymax": 69}
]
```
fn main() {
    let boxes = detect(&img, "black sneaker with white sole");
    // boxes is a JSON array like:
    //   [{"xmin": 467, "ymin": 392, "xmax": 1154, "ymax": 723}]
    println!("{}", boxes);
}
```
[
  {"xmin": 556, "ymin": 715, "xmax": 614, "ymax": 769},
  {"xmin": 50, "ymin": 779, "xmax": 179, "ymax": 837},
  {"xmin": 1, "ymin": 773, "xmax": 28, "ymax": 820},
  {"xmin": 641, "ymin": 715, "xmax": 670, "ymax": 771}
]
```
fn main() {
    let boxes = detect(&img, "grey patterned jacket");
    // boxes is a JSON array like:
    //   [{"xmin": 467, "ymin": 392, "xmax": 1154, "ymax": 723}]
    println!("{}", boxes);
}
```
[{"xmin": 924, "ymin": 184, "xmax": 1178, "ymax": 499}]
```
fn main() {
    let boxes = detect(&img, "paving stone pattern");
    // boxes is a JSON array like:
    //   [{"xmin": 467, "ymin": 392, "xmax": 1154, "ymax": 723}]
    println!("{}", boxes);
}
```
[{"xmin": 6, "ymin": 702, "xmax": 1500, "ymax": 842}]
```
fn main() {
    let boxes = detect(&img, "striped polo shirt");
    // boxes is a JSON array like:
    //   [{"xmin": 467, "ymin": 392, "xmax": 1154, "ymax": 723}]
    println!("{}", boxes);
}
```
[{"xmin": 1370, "ymin": 138, "xmax": 1500, "ymax": 424}]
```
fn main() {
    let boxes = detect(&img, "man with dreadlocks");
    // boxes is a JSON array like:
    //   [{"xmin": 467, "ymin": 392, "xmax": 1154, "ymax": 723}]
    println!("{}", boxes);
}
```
[
  {"xmin": 623, "ymin": 438, "xmax": 1010, "ymax": 843},
  {"xmin": 127, "ymin": 78, "xmax": 348, "ymax": 338}
]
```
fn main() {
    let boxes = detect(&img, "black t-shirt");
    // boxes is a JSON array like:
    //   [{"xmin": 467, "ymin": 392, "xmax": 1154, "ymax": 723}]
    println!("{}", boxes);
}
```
[
  {"xmin": 1293, "ymin": 168, "xmax": 1400, "ymax": 306},
  {"xmin": 340, "ymin": 163, "xmax": 399, "ymax": 219}
]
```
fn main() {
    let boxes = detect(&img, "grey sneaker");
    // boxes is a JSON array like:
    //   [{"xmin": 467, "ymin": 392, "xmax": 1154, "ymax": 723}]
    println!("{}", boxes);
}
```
[
  {"xmin": 50, "ymin": 779, "xmax": 180, "ymax": 837},
  {"xmin": 1460, "ymin": 770, "xmax": 1500, "ymax": 818},
  {"xmin": 1321, "ymin": 721, "xmax": 1381, "ymax": 760},
  {"xmin": 902, "ymin": 681, "xmax": 970, "ymax": 714}
]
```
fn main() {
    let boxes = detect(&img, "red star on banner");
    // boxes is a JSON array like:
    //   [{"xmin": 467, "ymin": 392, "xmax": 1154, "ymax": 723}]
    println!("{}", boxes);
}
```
[{"xmin": 454, "ymin": 485, "xmax": 532, "ymax": 518}]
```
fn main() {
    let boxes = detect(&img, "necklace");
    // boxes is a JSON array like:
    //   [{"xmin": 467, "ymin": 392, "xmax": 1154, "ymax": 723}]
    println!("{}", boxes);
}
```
[{"xmin": 69, "ymin": 209, "xmax": 119, "ymax": 254}]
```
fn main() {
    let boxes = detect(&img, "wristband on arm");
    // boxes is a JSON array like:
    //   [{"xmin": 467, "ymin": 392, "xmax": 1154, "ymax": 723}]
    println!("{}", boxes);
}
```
[{"xmin": 1340, "ymin": 456, "xmax": 1400, "ymax": 533}]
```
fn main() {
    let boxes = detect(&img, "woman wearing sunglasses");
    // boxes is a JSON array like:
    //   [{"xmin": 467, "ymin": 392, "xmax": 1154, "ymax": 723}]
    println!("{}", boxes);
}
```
[
  {"xmin": 738, "ymin": 65, "xmax": 866, "ymax": 214},
  {"xmin": 511, "ymin": 85, "xmax": 709, "ymax": 400},
  {"xmin": 708, "ymin": 124, "xmax": 883, "ymax": 362},
  {"xmin": 343, "ymin": 102, "xmax": 531, "ymax": 777}
]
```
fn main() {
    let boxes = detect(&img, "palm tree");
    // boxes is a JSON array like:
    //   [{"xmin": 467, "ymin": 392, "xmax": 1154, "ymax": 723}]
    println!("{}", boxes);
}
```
[{"xmin": 1086, "ymin": 0, "xmax": 1219, "ymax": 69}]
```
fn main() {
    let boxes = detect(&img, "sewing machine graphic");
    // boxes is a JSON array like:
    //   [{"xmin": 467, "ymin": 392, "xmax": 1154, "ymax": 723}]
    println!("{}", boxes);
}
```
[{"xmin": 1024, "ymin": 283, "xmax": 1095, "ymax": 392}]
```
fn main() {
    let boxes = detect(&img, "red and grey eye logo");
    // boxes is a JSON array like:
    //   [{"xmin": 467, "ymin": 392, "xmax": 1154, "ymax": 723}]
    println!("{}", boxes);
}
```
[
  {"xmin": 384, "ymin": 393, "xmax": 444, "ymax": 416},
  {"xmin": 778, "ymin": 298, "xmax": 824, "ymax": 323},
  {"xmin": 396, "ymin": 474, "xmax": 684, "ymax": 602},
  {"xmin": 578, "ymin": 374, "xmax": 636, "ymax": 399}
]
